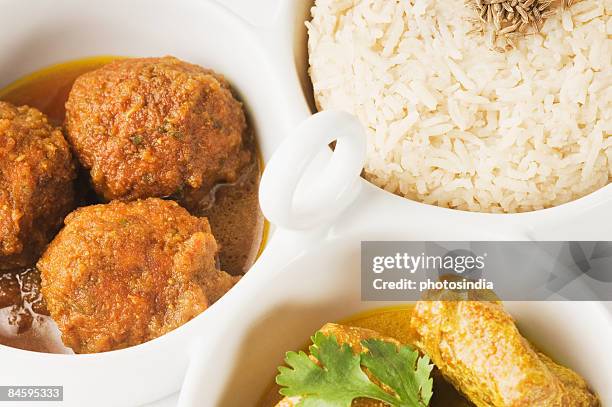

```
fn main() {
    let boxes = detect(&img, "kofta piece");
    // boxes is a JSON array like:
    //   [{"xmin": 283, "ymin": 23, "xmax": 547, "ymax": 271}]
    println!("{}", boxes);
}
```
[
  {"xmin": 0, "ymin": 102, "xmax": 75, "ymax": 269},
  {"xmin": 37, "ymin": 198, "xmax": 238, "ymax": 353},
  {"xmin": 65, "ymin": 56, "xmax": 251, "ymax": 207}
]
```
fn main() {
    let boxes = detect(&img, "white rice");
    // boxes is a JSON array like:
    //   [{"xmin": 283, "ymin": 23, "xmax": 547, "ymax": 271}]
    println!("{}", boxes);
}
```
[{"xmin": 307, "ymin": 0, "xmax": 611, "ymax": 213}]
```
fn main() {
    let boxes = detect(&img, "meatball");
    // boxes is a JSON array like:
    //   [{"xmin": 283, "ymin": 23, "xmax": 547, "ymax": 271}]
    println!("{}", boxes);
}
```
[
  {"xmin": 65, "ymin": 56, "xmax": 251, "ymax": 206},
  {"xmin": 0, "ymin": 102, "xmax": 75, "ymax": 269},
  {"xmin": 37, "ymin": 198, "xmax": 238, "ymax": 353}
]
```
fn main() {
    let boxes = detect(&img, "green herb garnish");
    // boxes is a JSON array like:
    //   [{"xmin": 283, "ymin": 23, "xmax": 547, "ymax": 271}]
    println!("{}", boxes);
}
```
[
  {"xmin": 157, "ymin": 121, "xmax": 183, "ymax": 139},
  {"xmin": 131, "ymin": 134, "xmax": 143, "ymax": 145},
  {"xmin": 276, "ymin": 331, "xmax": 434, "ymax": 407},
  {"xmin": 169, "ymin": 130, "xmax": 184, "ymax": 139},
  {"xmin": 361, "ymin": 338, "xmax": 433, "ymax": 406}
]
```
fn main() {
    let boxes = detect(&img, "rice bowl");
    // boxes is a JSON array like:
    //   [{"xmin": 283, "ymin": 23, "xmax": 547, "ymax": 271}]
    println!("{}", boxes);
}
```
[{"xmin": 307, "ymin": 0, "xmax": 611, "ymax": 213}]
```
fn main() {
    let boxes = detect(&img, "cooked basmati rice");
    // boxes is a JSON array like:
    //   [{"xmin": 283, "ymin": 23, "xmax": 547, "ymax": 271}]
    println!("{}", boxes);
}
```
[{"xmin": 307, "ymin": 0, "xmax": 611, "ymax": 213}]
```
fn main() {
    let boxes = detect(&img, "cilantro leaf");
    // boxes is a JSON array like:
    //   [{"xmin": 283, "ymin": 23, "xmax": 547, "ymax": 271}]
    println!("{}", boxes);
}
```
[
  {"xmin": 275, "ymin": 331, "xmax": 434, "ymax": 407},
  {"xmin": 276, "ymin": 332, "xmax": 397, "ymax": 406},
  {"xmin": 361, "ymin": 339, "xmax": 434, "ymax": 407}
]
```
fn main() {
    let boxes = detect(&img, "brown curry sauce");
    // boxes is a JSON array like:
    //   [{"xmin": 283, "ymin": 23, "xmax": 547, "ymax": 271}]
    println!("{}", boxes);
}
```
[{"xmin": 0, "ymin": 56, "xmax": 266, "ymax": 352}]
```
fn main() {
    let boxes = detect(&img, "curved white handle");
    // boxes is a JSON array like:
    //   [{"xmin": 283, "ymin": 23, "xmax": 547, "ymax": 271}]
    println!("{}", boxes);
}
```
[{"xmin": 259, "ymin": 110, "xmax": 367, "ymax": 230}]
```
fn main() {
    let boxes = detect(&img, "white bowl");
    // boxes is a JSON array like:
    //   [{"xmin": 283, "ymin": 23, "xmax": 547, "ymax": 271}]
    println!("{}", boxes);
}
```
[
  {"xmin": 177, "ymin": 235, "xmax": 612, "ymax": 406},
  {"xmin": 275, "ymin": 0, "xmax": 612, "ymax": 241}
]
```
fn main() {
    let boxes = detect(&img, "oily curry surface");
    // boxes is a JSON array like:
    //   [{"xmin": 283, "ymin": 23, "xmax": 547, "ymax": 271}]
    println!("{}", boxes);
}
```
[
  {"xmin": 0, "ymin": 57, "xmax": 266, "ymax": 352},
  {"xmin": 260, "ymin": 306, "xmax": 471, "ymax": 407}
]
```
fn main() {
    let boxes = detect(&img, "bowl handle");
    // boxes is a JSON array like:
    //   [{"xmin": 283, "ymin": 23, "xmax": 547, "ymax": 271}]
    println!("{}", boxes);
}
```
[{"xmin": 259, "ymin": 110, "xmax": 367, "ymax": 230}]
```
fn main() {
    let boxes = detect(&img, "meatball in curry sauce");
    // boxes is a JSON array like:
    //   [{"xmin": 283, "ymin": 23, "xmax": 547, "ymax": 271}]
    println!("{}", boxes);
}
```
[
  {"xmin": 65, "ymin": 56, "xmax": 251, "ymax": 207},
  {"xmin": 38, "ymin": 198, "xmax": 238, "ymax": 354},
  {"xmin": 0, "ymin": 101, "xmax": 75, "ymax": 270}
]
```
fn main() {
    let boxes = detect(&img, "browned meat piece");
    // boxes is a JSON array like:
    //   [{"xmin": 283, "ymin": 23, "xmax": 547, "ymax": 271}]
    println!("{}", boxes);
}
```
[
  {"xmin": 320, "ymin": 323, "xmax": 399, "ymax": 353},
  {"xmin": 411, "ymin": 301, "xmax": 599, "ymax": 407},
  {"xmin": 0, "ymin": 102, "xmax": 75, "ymax": 269},
  {"xmin": 65, "ymin": 56, "xmax": 250, "ymax": 207},
  {"xmin": 37, "ymin": 198, "xmax": 238, "ymax": 353},
  {"xmin": 537, "ymin": 352, "xmax": 601, "ymax": 407}
]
